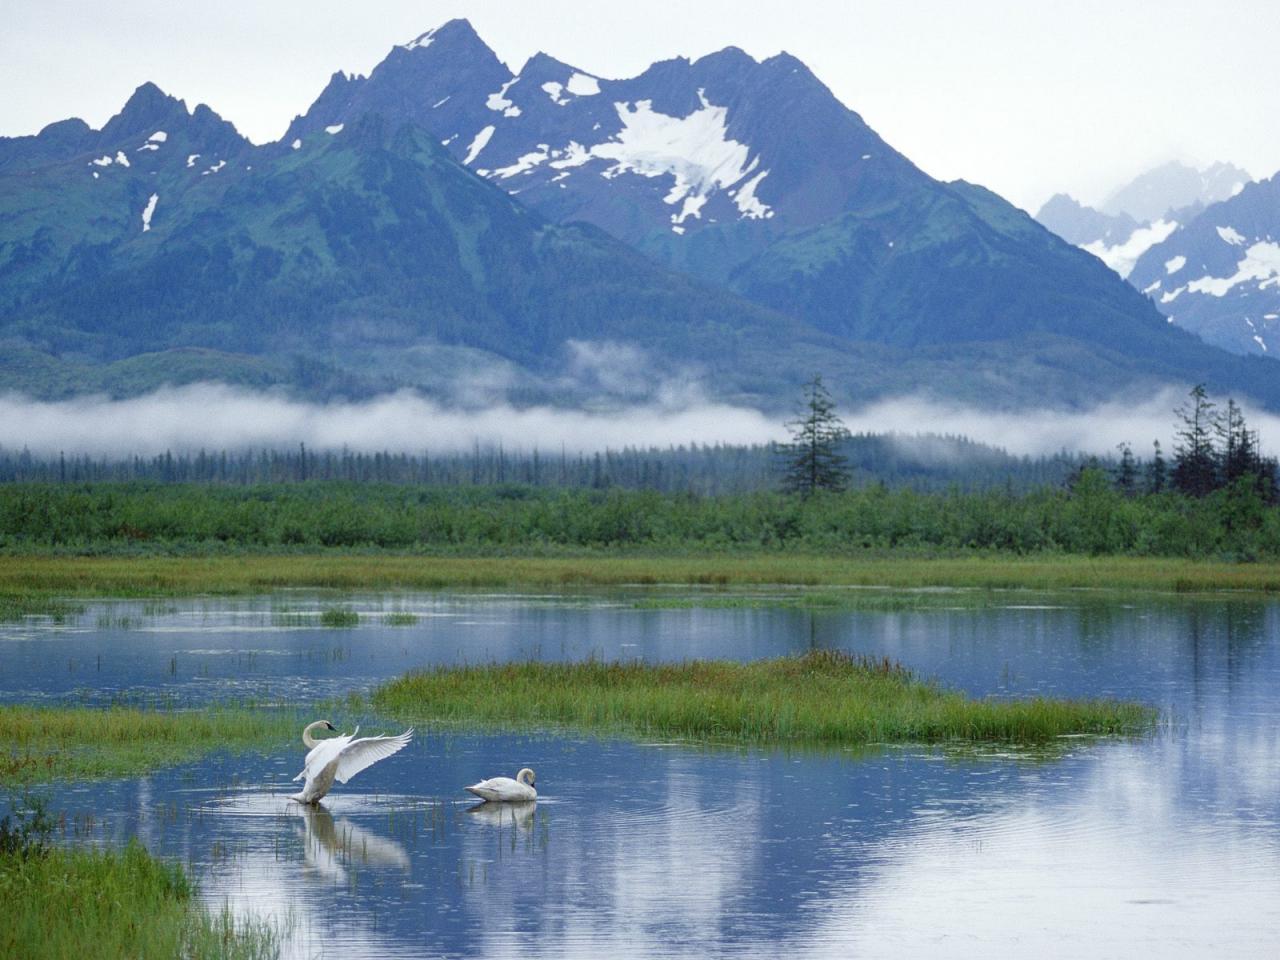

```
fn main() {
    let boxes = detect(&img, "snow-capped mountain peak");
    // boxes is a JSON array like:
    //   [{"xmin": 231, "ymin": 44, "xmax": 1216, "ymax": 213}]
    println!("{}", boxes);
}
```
[
  {"xmin": 278, "ymin": 20, "xmax": 912, "ymax": 253},
  {"xmin": 1128, "ymin": 176, "xmax": 1280, "ymax": 356}
]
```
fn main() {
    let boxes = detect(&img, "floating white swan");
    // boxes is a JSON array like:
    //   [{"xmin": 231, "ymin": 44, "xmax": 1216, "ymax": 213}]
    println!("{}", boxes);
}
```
[
  {"xmin": 290, "ymin": 720, "xmax": 413, "ymax": 804},
  {"xmin": 465, "ymin": 767, "xmax": 537, "ymax": 802}
]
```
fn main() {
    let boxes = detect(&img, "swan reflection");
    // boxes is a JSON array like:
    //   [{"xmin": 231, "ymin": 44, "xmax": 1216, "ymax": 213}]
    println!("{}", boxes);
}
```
[
  {"xmin": 290, "ymin": 803, "xmax": 411, "ymax": 879},
  {"xmin": 466, "ymin": 800, "xmax": 538, "ymax": 830}
]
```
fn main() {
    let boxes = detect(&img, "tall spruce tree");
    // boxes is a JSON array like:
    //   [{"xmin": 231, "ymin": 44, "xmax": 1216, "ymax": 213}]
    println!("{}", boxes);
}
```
[
  {"xmin": 783, "ymin": 375, "xmax": 851, "ymax": 497},
  {"xmin": 1172, "ymin": 384, "xmax": 1219, "ymax": 497},
  {"xmin": 1147, "ymin": 439, "xmax": 1167, "ymax": 494},
  {"xmin": 1114, "ymin": 442, "xmax": 1137, "ymax": 496}
]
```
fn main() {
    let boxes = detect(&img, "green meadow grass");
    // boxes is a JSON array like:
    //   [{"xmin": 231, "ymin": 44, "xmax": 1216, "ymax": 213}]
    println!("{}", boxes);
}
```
[
  {"xmin": 1, "ymin": 553, "xmax": 1278, "ymax": 598},
  {"xmin": 372, "ymin": 650, "xmax": 1154, "ymax": 746},
  {"xmin": 0, "ymin": 705, "xmax": 298, "ymax": 784},
  {"xmin": 0, "ymin": 833, "xmax": 283, "ymax": 959}
]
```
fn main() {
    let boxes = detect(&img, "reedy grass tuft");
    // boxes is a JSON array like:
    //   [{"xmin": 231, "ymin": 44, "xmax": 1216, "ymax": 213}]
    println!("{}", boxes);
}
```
[
  {"xmin": 0, "ymin": 836, "xmax": 283, "ymax": 959},
  {"xmin": 0, "ymin": 591, "xmax": 83, "ymax": 622},
  {"xmin": 373, "ymin": 650, "xmax": 1154, "ymax": 746},
  {"xmin": 0, "ymin": 705, "xmax": 298, "ymax": 784},
  {"xmin": 318, "ymin": 606, "xmax": 359, "ymax": 627}
]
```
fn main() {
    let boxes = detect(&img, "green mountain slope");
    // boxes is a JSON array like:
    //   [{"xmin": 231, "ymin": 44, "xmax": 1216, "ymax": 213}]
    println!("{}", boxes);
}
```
[{"xmin": 2, "ymin": 113, "xmax": 892, "ymax": 404}]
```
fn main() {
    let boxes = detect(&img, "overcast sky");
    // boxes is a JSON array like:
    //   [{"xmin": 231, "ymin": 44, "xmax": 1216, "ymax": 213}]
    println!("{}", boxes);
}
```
[{"xmin": 2, "ymin": 1, "xmax": 1276, "ymax": 212}]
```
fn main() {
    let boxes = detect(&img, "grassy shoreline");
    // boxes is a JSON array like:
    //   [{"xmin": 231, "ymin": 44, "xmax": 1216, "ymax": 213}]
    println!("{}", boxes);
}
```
[
  {"xmin": 3, "ymin": 552, "xmax": 1280, "ymax": 601},
  {"xmin": 372, "ymin": 651, "xmax": 1155, "ymax": 747},
  {"xmin": 0, "ymin": 824, "xmax": 282, "ymax": 959},
  {"xmin": 0, "ymin": 705, "xmax": 299, "ymax": 784}
]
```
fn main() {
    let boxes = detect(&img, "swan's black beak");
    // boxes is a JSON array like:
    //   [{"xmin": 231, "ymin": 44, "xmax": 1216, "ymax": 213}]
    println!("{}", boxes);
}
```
[{"xmin": 325, "ymin": 721, "xmax": 336, "ymax": 731}]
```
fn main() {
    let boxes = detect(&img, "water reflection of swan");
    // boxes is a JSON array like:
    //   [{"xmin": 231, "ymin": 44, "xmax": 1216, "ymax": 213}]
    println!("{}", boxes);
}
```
[
  {"xmin": 466, "ymin": 800, "xmax": 537, "ymax": 830},
  {"xmin": 466, "ymin": 768, "xmax": 537, "ymax": 802},
  {"xmin": 292, "ymin": 804, "xmax": 411, "ymax": 879},
  {"xmin": 290, "ymin": 720, "xmax": 413, "ymax": 804}
]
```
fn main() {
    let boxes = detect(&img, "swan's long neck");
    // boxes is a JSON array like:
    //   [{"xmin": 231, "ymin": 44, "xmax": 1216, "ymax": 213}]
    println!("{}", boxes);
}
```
[{"xmin": 302, "ymin": 721, "xmax": 328, "ymax": 749}]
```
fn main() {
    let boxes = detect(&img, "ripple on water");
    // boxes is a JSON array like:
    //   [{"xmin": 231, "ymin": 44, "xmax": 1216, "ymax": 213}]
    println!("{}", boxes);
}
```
[{"xmin": 193, "ymin": 788, "xmax": 433, "ymax": 818}]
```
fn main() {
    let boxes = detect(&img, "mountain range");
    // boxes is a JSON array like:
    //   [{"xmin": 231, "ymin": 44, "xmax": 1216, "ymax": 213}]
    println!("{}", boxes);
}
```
[
  {"xmin": 1129, "ymin": 173, "xmax": 1280, "ymax": 358},
  {"xmin": 2, "ymin": 19, "xmax": 1277, "ymax": 412},
  {"xmin": 1036, "ymin": 162, "xmax": 1250, "ymax": 277},
  {"xmin": 1036, "ymin": 161, "xmax": 1280, "ymax": 360}
]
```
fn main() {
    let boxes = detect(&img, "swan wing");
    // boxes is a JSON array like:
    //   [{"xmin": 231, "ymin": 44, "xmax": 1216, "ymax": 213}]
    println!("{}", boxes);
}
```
[
  {"xmin": 332, "ymin": 729, "xmax": 413, "ymax": 784},
  {"xmin": 294, "ymin": 733, "xmax": 355, "ymax": 781}
]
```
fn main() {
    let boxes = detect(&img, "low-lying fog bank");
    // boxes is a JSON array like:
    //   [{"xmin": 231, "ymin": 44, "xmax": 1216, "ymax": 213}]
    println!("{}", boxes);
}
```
[{"xmin": 0, "ymin": 383, "xmax": 1268, "ymax": 459}]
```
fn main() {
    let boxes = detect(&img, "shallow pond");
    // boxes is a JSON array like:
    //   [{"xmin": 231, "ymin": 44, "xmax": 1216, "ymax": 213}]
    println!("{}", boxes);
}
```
[{"xmin": 4, "ymin": 588, "xmax": 1280, "ymax": 958}]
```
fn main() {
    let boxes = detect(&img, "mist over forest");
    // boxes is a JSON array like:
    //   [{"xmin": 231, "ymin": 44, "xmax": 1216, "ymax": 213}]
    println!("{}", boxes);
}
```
[{"xmin": 4, "ymin": 383, "xmax": 1267, "ymax": 462}]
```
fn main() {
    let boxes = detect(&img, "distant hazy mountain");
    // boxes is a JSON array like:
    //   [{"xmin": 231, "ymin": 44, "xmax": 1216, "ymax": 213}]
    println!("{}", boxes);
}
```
[
  {"xmin": 2, "ymin": 20, "xmax": 1278, "ymax": 410},
  {"xmin": 1101, "ymin": 160, "xmax": 1251, "ymax": 224},
  {"xmin": 1035, "ymin": 162, "xmax": 1252, "ymax": 280},
  {"xmin": 1129, "ymin": 173, "xmax": 1280, "ymax": 357},
  {"xmin": 1036, "ymin": 194, "xmax": 1138, "ymax": 248},
  {"xmin": 1035, "ymin": 161, "xmax": 1275, "ymax": 357}
]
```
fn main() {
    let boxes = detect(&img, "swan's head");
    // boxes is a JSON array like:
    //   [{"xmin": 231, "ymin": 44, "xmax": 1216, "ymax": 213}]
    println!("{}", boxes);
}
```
[
  {"xmin": 324, "ymin": 721, "xmax": 336, "ymax": 731},
  {"xmin": 516, "ymin": 768, "xmax": 536, "ymax": 787}
]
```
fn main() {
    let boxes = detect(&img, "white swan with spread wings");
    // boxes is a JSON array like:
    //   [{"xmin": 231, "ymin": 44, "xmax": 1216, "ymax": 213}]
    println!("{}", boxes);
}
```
[{"xmin": 290, "ymin": 720, "xmax": 413, "ymax": 804}]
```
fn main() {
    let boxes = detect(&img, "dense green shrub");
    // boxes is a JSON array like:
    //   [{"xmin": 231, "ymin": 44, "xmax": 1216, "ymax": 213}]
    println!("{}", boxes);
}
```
[{"xmin": 2, "ymin": 477, "xmax": 1280, "ymax": 558}]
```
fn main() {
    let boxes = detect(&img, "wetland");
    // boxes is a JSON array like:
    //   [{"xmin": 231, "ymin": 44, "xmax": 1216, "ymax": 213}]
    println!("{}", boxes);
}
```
[{"xmin": 2, "ymin": 585, "xmax": 1277, "ymax": 956}]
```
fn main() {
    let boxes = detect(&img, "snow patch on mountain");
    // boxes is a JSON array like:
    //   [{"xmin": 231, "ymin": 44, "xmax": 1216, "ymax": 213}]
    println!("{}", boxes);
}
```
[
  {"xmin": 91, "ymin": 155, "xmax": 112, "ymax": 167},
  {"xmin": 566, "ymin": 73, "xmax": 601, "ymax": 96},
  {"xmin": 401, "ymin": 28, "xmax": 436, "ymax": 51},
  {"xmin": 114, "ymin": 151, "xmax": 130, "ymax": 167},
  {"xmin": 1083, "ymin": 219, "xmax": 1177, "ymax": 278},
  {"xmin": 291, "ymin": 139, "xmax": 301, "ymax": 150},
  {"xmin": 1186, "ymin": 242, "xmax": 1280, "ymax": 297},
  {"xmin": 149, "ymin": 131, "xmax": 167, "ymax": 143},
  {"xmin": 1165, "ymin": 255, "xmax": 1186, "ymax": 275},
  {"xmin": 486, "ymin": 80, "xmax": 522, "ymax": 118},
  {"xmin": 1217, "ymin": 225, "xmax": 1246, "ymax": 246},
  {"xmin": 549, "ymin": 141, "xmax": 591, "ymax": 169},
  {"xmin": 542, "ymin": 82, "xmax": 569, "ymax": 106},
  {"xmin": 325, "ymin": 124, "xmax": 344, "ymax": 135},
  {"xmin": 672, "ymin": 194, "xmax": 706, "ymax": 226},
  {"xmin": 733, "ymin": 169, "xmax": 773, "ymax": 220},
  {"xmin": 186, "ymin": 154, "xmax": 199, "ymax": 168},
  {"xmin": 551, "ymin": 90, "xmax": 772, "ymax": 222},
  {"xmin": 141, "ymin": 194, "xmax": 158, "ymax": 232},
  {"xmin": 494, "ymin": 146, "xmax": 550, "ymax": 179},
  {"xmin": 464, "ymin": 125, "xmax": 496, "ymax": 165}
]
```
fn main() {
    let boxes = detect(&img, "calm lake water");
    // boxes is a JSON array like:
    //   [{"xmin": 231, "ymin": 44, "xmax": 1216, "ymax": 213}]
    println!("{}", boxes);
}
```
[{"xmin": 4, "ymin": 588, "xmax": 1279, "ymax": 958}]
